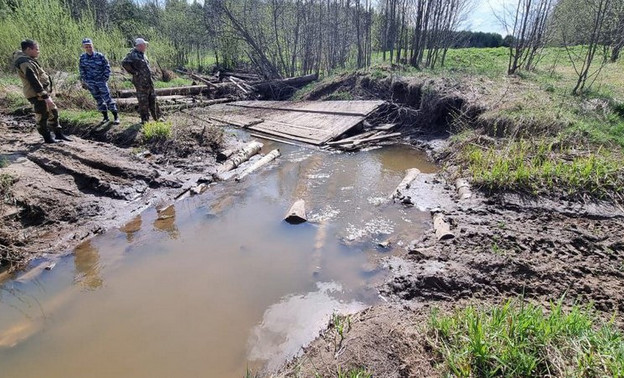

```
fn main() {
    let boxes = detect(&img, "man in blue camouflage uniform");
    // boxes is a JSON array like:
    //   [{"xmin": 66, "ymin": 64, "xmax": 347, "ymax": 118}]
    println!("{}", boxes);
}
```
[
  {"xmin": 13, "ymin": 39, "xmax": 71, "ymax": 143},
  {"xmin": 79, "ymin": 38, "xmax": 119, "ymax": 124},
  {"xmin": 121, "ymin": 38, "xmax": 160, "ymax": 123}
]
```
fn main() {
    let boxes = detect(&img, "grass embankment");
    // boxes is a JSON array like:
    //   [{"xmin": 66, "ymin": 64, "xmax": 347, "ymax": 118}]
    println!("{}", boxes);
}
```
[
  {"xmin": 379, "ymin": 47, "xmax": 624, "ymax": 203},
  {"xmin": 428, "ymin": 299, "xmax": 624, "ymax": 377}
]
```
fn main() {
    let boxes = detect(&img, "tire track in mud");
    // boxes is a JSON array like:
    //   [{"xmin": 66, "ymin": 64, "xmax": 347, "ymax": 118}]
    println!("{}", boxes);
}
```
[{"xmin": 383, "ymin": 192, "xmax": 624, "ymax": 314}]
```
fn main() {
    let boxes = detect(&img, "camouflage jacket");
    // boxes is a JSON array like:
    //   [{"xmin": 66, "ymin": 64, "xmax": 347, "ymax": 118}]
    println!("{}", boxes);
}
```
[
  {"xmin": 13, "ymin": 51, "xmax": 52, "ymax": 100},
  {"xmin": 121, "ymin": 48, "xmax": 153, "ymax": 88},
  {"xmin": 79, "ymin": 51, "xmax": 111, "ymax": 83}
]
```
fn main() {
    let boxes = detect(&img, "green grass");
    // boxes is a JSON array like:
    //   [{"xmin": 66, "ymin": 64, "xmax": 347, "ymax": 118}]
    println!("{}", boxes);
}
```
[
  {"xmin": 142, "ymin": 120, "xmax": 172, "ymax": 141},
  {"xmin": 59, "ymin": 110, "xmax": 103, "ymax": 125},
  {"xmin": 428, "ymin": 299, "xmax": 624, "ymax": 377},
  {"xmin": 462, "ymin": 138, "xmax": 624, "ymax": 202},
  {"xmin": 335, "ymin": 367, "xmax": 372, "ymax": 378}
]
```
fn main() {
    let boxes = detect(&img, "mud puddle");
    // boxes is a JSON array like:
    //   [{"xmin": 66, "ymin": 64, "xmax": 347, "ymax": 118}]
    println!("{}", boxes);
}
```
[{"xmin": 0, "ymin": 142, "xmax": 437, "ymax": 377}]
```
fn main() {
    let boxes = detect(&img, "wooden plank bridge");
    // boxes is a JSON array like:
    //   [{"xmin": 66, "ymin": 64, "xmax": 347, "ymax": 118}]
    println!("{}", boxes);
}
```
[{"xmin": 202, "ymin": 100, "xmax": 387, "ymax": 146}]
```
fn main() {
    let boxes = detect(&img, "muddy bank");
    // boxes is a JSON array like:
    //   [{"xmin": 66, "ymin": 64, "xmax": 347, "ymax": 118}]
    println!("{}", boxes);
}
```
[
  {"xmin": 0, "ymin": 111, "xmax": 236, "ymax": 273},
  {"xmin": 275, "ymin": 170, "xmax": 624, "ymax": 376}
]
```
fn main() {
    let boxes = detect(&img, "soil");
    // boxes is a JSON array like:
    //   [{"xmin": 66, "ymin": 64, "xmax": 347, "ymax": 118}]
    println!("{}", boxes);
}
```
[
  {"xmin": 0, "ymin": 110, "xmax": 238, "ymax": 274},
  {"xmin": 2, "ymin": 72, "xmax": 624, "ymax": 376}
]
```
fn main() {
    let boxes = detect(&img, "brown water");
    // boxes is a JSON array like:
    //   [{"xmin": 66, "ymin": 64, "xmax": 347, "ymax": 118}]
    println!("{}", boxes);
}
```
[{"xmin": 0, "ymin": 142, "xmax": 437, "ymax": 377}]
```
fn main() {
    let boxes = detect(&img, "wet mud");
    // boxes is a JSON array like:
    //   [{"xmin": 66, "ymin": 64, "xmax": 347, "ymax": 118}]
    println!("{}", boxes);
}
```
[{"xmin": 0, "ymin": 112, "xmax": 232, "ymax": 272}]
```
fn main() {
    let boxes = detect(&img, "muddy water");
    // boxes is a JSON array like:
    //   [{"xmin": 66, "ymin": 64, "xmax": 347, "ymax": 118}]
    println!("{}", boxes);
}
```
[{"xmin": 0, "ymin": 142, "xmax": 437, "ymax": 377}]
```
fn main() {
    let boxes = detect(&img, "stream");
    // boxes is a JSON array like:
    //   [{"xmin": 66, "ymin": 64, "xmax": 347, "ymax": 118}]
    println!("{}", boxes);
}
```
[{"xmin": 0, "ymin": 140, "xmax": 437, "ymax": 377}]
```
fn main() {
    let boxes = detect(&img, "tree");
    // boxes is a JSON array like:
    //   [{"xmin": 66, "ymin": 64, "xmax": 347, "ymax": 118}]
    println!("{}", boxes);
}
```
[{"xmin": 554, "ymin": 0, "xmax": 613, "ymax": 94}]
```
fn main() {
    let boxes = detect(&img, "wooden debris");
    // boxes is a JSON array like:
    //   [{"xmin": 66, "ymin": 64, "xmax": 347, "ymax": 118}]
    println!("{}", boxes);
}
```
[
  {"xmin": 455, "ymin": 178, "xmax": 472, "ymax": 200},
  {"xmin": 392, "ymin": 168, "xmax": 421, "ymax": 199},
  {"xmin": 285, "ymin": 199, "xmax": 307, "ymax": 224},
  {"xmin": 373, "ymin": 123, "xmax": 398, "ymax": 131},
  {"xmin": 235, "ymin": 149, "xmax": 281, "ymax": 181},
  {"xmin": 432, "ymin": 211, "xmax": 454, "ymax": 241},
  {"xmin": 217, "ymin": 140, "xmax": 263, "ymax": 175}
]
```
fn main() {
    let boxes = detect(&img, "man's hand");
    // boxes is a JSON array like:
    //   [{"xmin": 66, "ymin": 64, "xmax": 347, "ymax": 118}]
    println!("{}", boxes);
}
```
[{"xmin": 44, "ymin": 97, "xmax": 57, "ymax": 110}]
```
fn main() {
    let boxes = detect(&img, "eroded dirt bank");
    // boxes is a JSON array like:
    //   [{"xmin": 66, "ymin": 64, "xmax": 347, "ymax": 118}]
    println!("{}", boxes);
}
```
[{"xmin": 0, "ymin": 111, "xmax": 234, "ymax": 273}]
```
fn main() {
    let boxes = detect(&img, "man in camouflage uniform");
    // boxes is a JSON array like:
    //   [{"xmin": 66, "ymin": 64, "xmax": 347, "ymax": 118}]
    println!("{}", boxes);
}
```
[
  {"xmin": 79, "ymin": 38, "xmax": 119, "ymax": 124},
  {"xmin": 13, "ymin": 39, "xmax": 71, "ymax": 143},
  {"xmin": 121, "ymin": 38, "xmax": 159, "ymax": 123}
]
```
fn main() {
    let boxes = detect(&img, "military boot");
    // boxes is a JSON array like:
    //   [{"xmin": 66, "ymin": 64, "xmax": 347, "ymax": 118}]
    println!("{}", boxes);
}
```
[
  {"xmin": 112, "ymin": 111, "xmax": 120, "ymax": 125},
  {"xmin": 100, "ymin": 111, "xmax": 110, "ymax": 124},
  {"xmin": 43, "ymin": 132, "xmax": 59, "ymax": 144},
  {"xmin": 54, "ymin": 127, "xmax": 72, "ymax": 141}
]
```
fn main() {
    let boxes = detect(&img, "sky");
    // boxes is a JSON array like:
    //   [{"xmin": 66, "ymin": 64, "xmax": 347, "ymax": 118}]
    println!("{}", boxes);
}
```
[{"xmin": 462, "ymin": 0, "xmax": 509, "ymax": 35}]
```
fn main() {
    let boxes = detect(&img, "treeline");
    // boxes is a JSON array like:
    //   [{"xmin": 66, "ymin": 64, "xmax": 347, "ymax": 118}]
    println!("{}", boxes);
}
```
[{"xmin": 0, "ymin": 0, "xmax": 622, "ymax": 91}]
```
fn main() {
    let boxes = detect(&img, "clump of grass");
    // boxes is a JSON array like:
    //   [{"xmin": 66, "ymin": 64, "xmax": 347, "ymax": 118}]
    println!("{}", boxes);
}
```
[
  {"xmin": 428, "ymin": 299, "xmax": 624, "ymax": 377},
  {"xmin": 330, "ymin": 313, "xmax": 352, "ymax": 353},
  {"xmin": 0, "ymin": 173, "xmax": 16, "ymax": 211},
  {"xmin": 336, "ymin": 367, "xmax": 372, "ymax": 378},
  {"xmin": 462, "ymin": 138, "xmax": 624, "ymax": 202},
  {"xmin": 142, "ymin": 120, "xmax": 172, "ymax": 141}
]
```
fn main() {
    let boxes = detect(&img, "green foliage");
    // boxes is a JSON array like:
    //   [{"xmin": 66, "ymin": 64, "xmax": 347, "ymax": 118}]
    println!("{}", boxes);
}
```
[
  {"xmin": 428, "ymin": 299, "xmax": 624, "ymax": 377},
  {"xmin": 141, "ymin": 120, "xmax": 172, "ymax": 141},
  {"xmin": 463, "ymin": 139, "xmax": 624, "ymax": 202},
  {"xmin": 0, "ymin": 0, "xmax": 126, "ymax": 71}
]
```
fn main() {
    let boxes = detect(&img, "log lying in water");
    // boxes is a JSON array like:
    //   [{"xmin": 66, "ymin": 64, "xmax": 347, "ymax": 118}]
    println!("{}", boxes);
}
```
[
  {"xmin": 216, "ymin": 140, "xmax": 263, "ymax": 176},
  {"xmin": 285, "ymin": 199, "xmax": 307, "ymax": 224},
  {"xmin": 392, "ymin": 168, "xmax": 421, "ymax": 199},
  {"xmin": 432, "ymin": 211, "xmax": 454, "ymax": 241},
  {"xmin": 235, "ymin": 149, "xmax": 281, "ymax": 181}
]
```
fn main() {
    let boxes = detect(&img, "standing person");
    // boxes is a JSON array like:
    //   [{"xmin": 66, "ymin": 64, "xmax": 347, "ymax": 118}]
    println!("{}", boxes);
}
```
[
  {"xmin": 79, "ymin": 38, "xmax": 119, "ymax": 124},
  {"xmin": 13, "ymin": 39, "xmax": 71, "ymax": 143},
  {"xmin": 121, "ymin": 38, "xmax": 160, "ymax": 123}
]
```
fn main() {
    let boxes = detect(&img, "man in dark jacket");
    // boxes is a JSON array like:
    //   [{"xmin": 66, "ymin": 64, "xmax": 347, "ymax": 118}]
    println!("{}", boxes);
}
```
[
  {"xmin": 121, "ymin": 38, "xmax": 159, "ymax": 123},
  {"xmin": 79, "ymin": 38, "xmax": 119, "ymax": 124},
  {"xmin": 13, "ymin": 39, "xmax": 71, "ymax": 143}
]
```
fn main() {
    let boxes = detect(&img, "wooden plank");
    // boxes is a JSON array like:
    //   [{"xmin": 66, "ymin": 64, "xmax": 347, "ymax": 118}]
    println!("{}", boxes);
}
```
[{"xmin": 228, "ymin": 100, "xmax": 385, "ymax": 117}]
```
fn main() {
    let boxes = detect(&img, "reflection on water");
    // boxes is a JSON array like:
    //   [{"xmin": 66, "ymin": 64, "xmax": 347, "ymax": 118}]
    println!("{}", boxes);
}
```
[
  {"xmin": 0, "ymin": 143, "xmax": 437, "ymax": 377},
  {"xmin": 154, "ymin": 204, "xmax": 179, "ymax": 240},
  {"xmin": 119, "ymin": 214, "xmax": 142, "ymax": 242},
  {"xmin": 248, "ymin": 281, "xmax": 366, "ymax": 373},
  {"xmin": 74, "ymin": 240, "xmax": 102, "ymax": 289}
]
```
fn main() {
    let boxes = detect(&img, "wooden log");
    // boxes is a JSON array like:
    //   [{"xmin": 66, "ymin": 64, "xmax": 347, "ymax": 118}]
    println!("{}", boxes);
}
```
[
  {"xmin": 455, "ymin": 178, "xmax": 472, "ymax": 200},
  {"xmin": 432, "ymin": 212, "xmax": 454, "ymax": 241},
  {"xmin": 228, "ymin": 76, "xmax": 249, "ymax": 93},
  {"xmin": 284, "ymin": 199, "xmax": 307, "ymax": 224},
  {"xmin": 216, "ymin": 140, "xmax": 263, "ymax": 175},
  {"xmin": 326, "ymin": 130, "xmax": 377, "ymax": 146},
  {"xmin": 373, "ymin": 123, "xmax": 398, "ymax": 131},
  {"xmin": 115, "ymin": 85, "xmax": 210, "ymax": 98},
  {"xmin": 349, "ymin": 132, "xmax": 402, "ymax": 146},
  {"xmin": 175, "ymin": 69, "xmax": 219, "ymax": 88},
  {"xmin": 235, "ymin": 148, "xmax": 281, "ymax": 181},
  {"xmin": 392, "ymin": 168, "xmax": 421, "ymax": 199}
]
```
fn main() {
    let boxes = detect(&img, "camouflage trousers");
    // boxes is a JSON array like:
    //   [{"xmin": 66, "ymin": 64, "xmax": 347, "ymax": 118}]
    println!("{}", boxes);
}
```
[
  {"xmin": 135, "ymin": 86, "xmax": 159, "ymax": 122},
  {"xmin": 86, "ymin": 81, "xmax": 117, "ymax": 112},
  {"xmin": 28, "ymin": 97, "xmax": 62, "ymax": 137}
]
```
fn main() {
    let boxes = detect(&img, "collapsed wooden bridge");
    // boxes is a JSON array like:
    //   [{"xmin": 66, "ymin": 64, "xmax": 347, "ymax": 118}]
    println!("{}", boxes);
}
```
[{"xmin": 201, "ymin": 100, "xmax": 386, "ymax": 145}]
